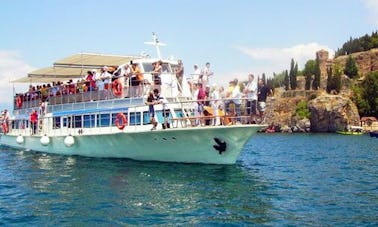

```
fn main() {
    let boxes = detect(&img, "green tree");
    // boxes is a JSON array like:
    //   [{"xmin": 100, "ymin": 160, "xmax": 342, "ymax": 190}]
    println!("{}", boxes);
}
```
[
  {"xmin": 303, "ymin": 59, "xmax": 315, "ymax": 90},
  {"xmin": 262, "ymin": 73, "xmax": 266, "ymax": 84},
  {"xmin": 353, "ymin": 71, "xmax": 378, "ymax": 118},
  {"xmin": 294, "ymin": 62, "xmax": 298, "ymax": 89},
  {"xmin": 333, "ymin": 66, "xmax": 342, "ymax": 93},
  {"xmin": 344, "ymin": 55, "xmax": 359, "ymax": 78},
  {"xmin": 284, "ymin": 70, "xmax": 289, "ymax": 90},
  {"xmin": 326, "ymin": 65, "xmax": 333, "ymax": 93},
  {"xmin": 289, "ymin": 59, "xmax": 297, "ymax": 90},
  {"xmin": 312, "ymin": 59, "xmax": 321, "ymax": 90},
  {"xmin": 271, "ymin": 71, "xmax": 286, "ymax": 88},
  {"xmin": 296, "ymin": 100, "xmax": 310, "ymax": 119},
  {"xmin": 362, "ymin": 72, "xmax": 378, "ymax": 117}
]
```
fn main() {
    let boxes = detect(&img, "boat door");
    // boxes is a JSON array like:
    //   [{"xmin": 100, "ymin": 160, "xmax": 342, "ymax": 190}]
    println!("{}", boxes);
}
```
[{"xmin": 62, "ymin": 116, "xmax": 73, "ymax": 128}]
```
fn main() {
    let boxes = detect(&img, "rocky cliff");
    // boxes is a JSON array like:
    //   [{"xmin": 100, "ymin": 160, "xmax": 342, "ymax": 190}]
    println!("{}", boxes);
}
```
[
  {"xmin": 308, "ymin": 94, "xmax": 360, "ymax": 132},
  {"xmin": 333, "ymin": 48, "xmax": 378, "ymax": 76},
  {"xmin": 265, "ymin": 90, "xmax": 360, "ymax": 133}
]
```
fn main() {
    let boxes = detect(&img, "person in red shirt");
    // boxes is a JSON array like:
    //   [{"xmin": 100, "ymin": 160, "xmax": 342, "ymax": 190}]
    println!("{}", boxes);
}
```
[{"xmin": 30, "ymin": 109, "xmax": 38, "ymax": 135}]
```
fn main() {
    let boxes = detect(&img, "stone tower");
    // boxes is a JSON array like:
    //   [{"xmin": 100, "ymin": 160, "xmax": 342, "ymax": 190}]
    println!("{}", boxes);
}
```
[{"xmin": 316, "ymin": 49, "xmax": 330, "ymax": 79}]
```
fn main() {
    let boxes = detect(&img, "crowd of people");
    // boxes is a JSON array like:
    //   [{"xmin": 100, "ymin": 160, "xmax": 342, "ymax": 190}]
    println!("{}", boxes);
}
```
[
  {"xmin": 185, "ymin": 62, "xmax": 272, "ymax": 126},
  {"xmin": 11, "ymin": 59, "xmax": 272, "ymax": 131}
]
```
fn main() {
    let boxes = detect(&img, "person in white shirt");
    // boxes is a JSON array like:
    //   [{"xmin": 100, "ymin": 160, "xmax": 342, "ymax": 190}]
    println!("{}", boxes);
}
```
[
  {"xmin": 230, "ymin": 79, "xmax": 242, "ymax": 123},
  {"xmin": 99, "ymin": 66, "xmax": 112, "ymax": 90},
  {"xmin": 210, "ymin": 84, "xmax": 220, "ymax": 125},
  {"xmin": 244, "ymin": 74, "xmax": 258, "ymax": 123},
  {"xmin": 200, "ymin": 62, "xmax": 213, "ymax": 88}
]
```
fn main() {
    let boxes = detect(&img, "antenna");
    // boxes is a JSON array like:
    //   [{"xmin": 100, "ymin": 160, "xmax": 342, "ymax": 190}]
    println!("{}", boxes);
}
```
[{"xmin": 144, "ymin": 32, "xmax": 166, "ymax": 59}]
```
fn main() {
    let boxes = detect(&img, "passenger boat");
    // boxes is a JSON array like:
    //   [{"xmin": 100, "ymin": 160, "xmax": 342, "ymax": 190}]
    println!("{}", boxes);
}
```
[{"xmin": 0, "ymin": 34, "xmax": 265, "ymax": 164}]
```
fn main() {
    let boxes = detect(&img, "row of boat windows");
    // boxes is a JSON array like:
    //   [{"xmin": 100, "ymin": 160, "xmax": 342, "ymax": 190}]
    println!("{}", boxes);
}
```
[{"xmin": 12, "ymin": 110, "xmax": 183, "ymax": 129}]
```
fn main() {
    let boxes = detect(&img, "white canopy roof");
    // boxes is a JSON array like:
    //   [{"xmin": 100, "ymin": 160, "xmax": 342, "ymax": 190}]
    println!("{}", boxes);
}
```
[{"xmin": 12, "ymin": 53, "xmax": 140, "ymax": 84}]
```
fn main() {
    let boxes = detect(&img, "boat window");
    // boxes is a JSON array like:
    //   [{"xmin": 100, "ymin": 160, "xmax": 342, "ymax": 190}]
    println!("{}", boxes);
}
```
[
  {"xmin": 174, "ymin": 110, "xmax": 184, "ymax": 118},
  {"xmin": 74, "ymin": 116, "xmax": 82, "ymax": 128},
  {"xmin": 129, "ymin": 112, "xmax": 141, "ymax": 126},
  {"xmin": 142, "ymin": 63, "xmax": 154, "ymax": 73},
  {"xmin": 83, "ymin": 114, "xmax": 95, "ymax": 128},
  {"xmin": 97, "ymin": 114, "xmax": 110, "ymax": 127},
  {"xmin": 13, "ymin": 120, "xmax": 23, "ymax": 129},
  {"xmin": 143, "ymin": 111, "xmax": 150, "ymax": 125},
  {"xmin": 171, "ymin": 64, "xmax": 178, "ymax": 73},
  {"xmin": 162, "ymin": 63, "xmax": 171, "ymax": 73},
  {"xmin": 156, "ymin": 110, "xmax": 171, "ymax": 124},
  {"xmin": 63, "ymin": 117, "xmax": 72, "ymax": 128},
  {"xmin": 53, "ymin": 117, "xmax": 61, "ymax": 129}
]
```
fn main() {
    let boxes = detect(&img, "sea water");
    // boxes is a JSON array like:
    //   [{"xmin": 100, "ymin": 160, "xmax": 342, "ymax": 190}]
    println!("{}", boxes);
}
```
[{"xmin": 0, "ymin": 133, "xmax": 377, "ymax": 226}]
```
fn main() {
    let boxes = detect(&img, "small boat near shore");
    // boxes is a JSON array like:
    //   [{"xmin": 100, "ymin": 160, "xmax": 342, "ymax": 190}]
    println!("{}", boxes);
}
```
[
  {"xmin": 0, "ymin": 35, "xmax": 265, "ymax": 164},
  {"xmin": 336, "ymin": 126, "xmax": 365, "ymax": 135}
]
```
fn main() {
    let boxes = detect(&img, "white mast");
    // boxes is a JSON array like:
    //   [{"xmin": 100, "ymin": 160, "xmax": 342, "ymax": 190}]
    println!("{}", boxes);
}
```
[{"xmin": 144, "ymin": 32, "xmax": 166, "ymax": 59}]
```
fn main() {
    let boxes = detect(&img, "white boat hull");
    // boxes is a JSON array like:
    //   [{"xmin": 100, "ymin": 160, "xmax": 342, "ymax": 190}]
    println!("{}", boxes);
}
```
[{"xmin": 0, "ymin": 125, "xmax": 262, "ymax": 164}]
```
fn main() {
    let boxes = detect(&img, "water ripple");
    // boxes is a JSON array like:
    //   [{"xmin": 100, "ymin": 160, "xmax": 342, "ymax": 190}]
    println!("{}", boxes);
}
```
[{"xmin": 0, "ymin": 134, "xmax": 377, "ymax": 226}]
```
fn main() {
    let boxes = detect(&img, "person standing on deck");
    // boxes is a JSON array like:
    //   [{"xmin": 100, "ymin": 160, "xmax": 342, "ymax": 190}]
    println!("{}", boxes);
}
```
[
  {"xmin": 145, "ymin": 91, "xmax": 158, "ymax": 130},
  {"xmin": 131, "ymin": 62, "xmax": 143, "ymax": 97},
  {"xmin": 189, "ymin": 64, "xmax": 201, "ymax": 93},
  {"xmin": 30, "ymin": 109, "xmax": 38, "ymax": 135},
  {"xmin": 175, "ymin": 59, "xmax": 184, "ymax": 94},
  {"xmin": 257, "ymin": 79, "xmax": 271, "ymax": 123},
  {"xmin": 3, "ymin": 109, "xmax": 10, "ymax": 133},
  {"xmin": 244, "ymin": 74, "xmax": 258, "ymax": 124},
  {"xmin": 153, "ymin": 88, "xmax": 170, "ymax": 129},
  {"xmin": 200, "ymin": 62, "xmax": 213, "ymax": 88}
]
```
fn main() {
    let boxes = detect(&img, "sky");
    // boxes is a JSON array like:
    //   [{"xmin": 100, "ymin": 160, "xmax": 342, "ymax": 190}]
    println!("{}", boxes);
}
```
[{"xmin": 0, "ymin": 0, "xmax": 377, "ymax": 110}]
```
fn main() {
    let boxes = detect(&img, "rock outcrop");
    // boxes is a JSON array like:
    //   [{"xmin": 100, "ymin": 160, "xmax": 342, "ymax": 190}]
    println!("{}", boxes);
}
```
[
  {"xmin": 332, "ymin": 48, "xmax": 378, "ymax": 76},
  {"xmin": 308, "ymin": 94, "xmax": 360, "ymax": 132}
]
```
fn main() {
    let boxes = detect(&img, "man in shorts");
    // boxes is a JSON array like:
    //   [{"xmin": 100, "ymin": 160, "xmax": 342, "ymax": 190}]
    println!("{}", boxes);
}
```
[{"xmin": 257, "ymin": 79, "xmax": 271, "ymax": 123}]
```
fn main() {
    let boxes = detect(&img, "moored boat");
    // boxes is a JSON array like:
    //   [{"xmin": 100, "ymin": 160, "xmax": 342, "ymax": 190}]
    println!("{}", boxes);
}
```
[
  {"xmin": 369, "ymin": 131, "xmax": 378, "ymax": 138},
  {"xmin": 0, "ymin": 35, "xmax": 265, "ymax": 164},
  {"xmin": 336, "ymin": 126, "xmax": 365, "ymax": 135}
]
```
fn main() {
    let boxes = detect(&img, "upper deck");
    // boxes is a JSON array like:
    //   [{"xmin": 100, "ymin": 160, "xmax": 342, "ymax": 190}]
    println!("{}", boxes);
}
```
[{"xmin": 12, "ymin": 54, "xmax": 191, "ymax": 117}]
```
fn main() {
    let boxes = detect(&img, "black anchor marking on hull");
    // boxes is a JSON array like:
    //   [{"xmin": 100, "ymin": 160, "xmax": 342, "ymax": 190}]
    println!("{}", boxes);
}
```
[{"xmin": 213, "ymin": 137, "xmax": 227, "ymax": 154}]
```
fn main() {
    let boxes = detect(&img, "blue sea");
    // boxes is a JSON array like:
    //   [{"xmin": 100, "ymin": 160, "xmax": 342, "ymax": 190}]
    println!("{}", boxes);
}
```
[{"xmin": 0, "ymin": 133, "xmax": 377, "ymax": 226}]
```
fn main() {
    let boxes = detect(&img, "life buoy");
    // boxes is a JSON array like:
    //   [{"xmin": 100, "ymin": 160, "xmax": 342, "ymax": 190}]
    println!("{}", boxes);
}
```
[
  {"xmin": 2, "ymin": 122, "xmax": 8, "ymax": 134},
  {"xmin": 115, "ymin": 113, "xmax": 127, "ymax": 130},
  {"xmin": 112, "ymin": 79, "xmax": 123, "ymax": 97},
  {"xmin": 16, "ymin": 96, "xmax": 22, "ymax": 108}
]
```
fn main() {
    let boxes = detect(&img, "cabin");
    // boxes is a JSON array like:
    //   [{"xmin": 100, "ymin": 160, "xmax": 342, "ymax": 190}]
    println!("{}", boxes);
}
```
[{"xmin": 360, "ymin": 116, "xmax": 378, "ymax": 132}]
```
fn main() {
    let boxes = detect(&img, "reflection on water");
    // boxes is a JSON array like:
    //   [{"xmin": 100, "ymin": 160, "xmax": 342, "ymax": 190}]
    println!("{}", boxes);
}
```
[{"xmin": 0, "ymin": 149, "xmax": 271, "ymax": 225}]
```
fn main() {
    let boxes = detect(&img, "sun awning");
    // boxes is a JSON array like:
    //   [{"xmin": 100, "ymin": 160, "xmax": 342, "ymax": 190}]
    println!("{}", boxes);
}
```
[
  {"xmin": 53, "ymin": 53, "xmax": 138, "ymax": 68},
  {"xmin": 12, "ymin": 53, "xmax": 141, "ymax": 84},
  {"xmin": 11, "ymin": 66, "xmax": 88, "ymax": 83}
]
